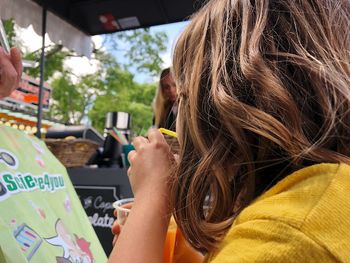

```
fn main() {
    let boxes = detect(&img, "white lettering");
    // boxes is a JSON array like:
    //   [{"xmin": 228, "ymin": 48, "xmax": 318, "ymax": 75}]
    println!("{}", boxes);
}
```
[
  {"xmin": 88, "ymin": 212, "xmax": 114, "ymax": 228},
  {"xmin": 93, "ymin": 196, "xmax": 114, "ymax": 212}
]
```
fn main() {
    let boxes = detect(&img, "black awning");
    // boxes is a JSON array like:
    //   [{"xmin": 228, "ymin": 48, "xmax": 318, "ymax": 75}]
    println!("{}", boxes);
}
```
[{"xmin": 31, "ymin": 0, "xmax": 205, "ymax": 35}]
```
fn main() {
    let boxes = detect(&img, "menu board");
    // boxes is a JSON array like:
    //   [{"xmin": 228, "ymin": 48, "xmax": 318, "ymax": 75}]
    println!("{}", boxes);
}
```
[
  {"xmin": 75, "ymin": 185, "xmax": 119, "ymax": 255},
  {"xmin": 67, "ymin": 166, "xmax": 133, "ymax": 257}
]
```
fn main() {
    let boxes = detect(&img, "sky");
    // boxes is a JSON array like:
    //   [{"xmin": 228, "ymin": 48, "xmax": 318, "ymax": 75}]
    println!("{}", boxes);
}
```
[
  {"xmin": 150, "ymin": 22, "xmax": 188, "ymax": 69},
  {"xmin": 17, "ymin": 21, "xmax": 189, "ymax": 83},
  {"xmin": 108, "ymin": 21, "xmax": 188, "ymax": 83}
]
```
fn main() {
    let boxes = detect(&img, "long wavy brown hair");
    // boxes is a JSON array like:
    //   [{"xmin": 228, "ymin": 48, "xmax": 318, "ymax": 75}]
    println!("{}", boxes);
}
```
[{"xmin": 171, "ymin": 0, "xmax": 350, "ymax": 253}]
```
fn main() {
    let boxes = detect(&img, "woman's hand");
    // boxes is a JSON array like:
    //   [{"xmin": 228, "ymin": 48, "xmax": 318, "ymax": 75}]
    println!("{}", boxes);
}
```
[
  {"xmin": 111, "ymin": 210, "xmax": 121, "ymax": 246},
  {"xmin": 108, "ymin": 129, "xmax": 175, "ymax": 263},
  {"xmin": 0, "ymin": 47, "xmax": 22, "ymax": 99},
  {"xmin": 128, "ymin": 128, "xmax": 175, "ymax": 203}
]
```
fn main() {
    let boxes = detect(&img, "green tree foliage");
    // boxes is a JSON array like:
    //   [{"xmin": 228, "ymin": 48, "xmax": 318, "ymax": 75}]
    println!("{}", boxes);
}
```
[
  {"xmin": 2, "ymin": 19, "xmax": 16, "ymax": 47},
  {"xmin": 49, "ymin": 74, "xmax": 78, "ymax": 124},
  {"xmin": 49, "ymin": 71, "xmax": 105, "ymax": 124},
  {"xmin": 88, "ymin": 63, "xmax": 156, "ymax": 135},
  {"xmin": 111, "ymin": 28, "xmax": 168, "ymax": 77},
  {"xmin": 24, "ymin": 45, "xmax": 70, "ymax": 81}
]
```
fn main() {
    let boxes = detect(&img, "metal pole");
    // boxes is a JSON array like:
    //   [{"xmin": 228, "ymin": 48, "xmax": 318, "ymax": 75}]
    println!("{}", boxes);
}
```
[{"xmin": 36, "ymin": 6, "xmax": 47, "ymax": 138}]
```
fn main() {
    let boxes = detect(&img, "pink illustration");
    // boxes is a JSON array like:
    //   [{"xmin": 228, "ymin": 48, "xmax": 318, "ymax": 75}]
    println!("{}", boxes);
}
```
[
  {"xmin": 45, "ymin": 219, "xmax": 94, "ymax": 263},
  {"xmin": 75, "ymin": 235, "xmax": 94, "ymax": 263},
  {"xmin": 64, "ymin": 193, "xmax": 72, "ymax": 213},
  {"xmin": 35, "ymin": 156, "xmax": 45, "ymax": 168}
]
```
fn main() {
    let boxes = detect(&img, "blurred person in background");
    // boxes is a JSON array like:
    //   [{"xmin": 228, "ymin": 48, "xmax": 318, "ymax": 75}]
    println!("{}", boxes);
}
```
[{"xmin": 153, "ymin": 67, "xmax": 177, "ymax": 131}]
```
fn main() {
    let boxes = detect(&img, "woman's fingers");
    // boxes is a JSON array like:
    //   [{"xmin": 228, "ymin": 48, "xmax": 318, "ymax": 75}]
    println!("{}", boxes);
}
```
[
  {"xmin": 132, "ymin": 136, "xmax": 149, "ymax": 151},
  {"xmin": 0, "ymin": 47, "xmax": 22, "ymax": 98},
  {"xmin": 127, "ymin": 150, "xmax": 136, "ymax": 167},
  {"xmin": 147, "ymin": 128, "xmax": 166, "ymax": 143},
  {"xmin": 112, "ymin": 220, "xmax": 121, "ymax": 235},
  {"xmin": 10, "ymin": 47, "xmax": 22, "ymax": 80}
]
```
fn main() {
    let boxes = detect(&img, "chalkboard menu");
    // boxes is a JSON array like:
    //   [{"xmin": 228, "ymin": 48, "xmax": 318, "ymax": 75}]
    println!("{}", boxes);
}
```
[
  {"xmin": 75, "ymin": 185, "xmax": 119, "ymax": 254},
  {"xmin": 67, "ymin": 167, "xmax": 133, "ymax": 256}
]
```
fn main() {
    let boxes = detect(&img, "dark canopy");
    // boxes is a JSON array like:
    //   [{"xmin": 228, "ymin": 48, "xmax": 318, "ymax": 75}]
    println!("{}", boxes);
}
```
[{"xmin": 31, "ymin": 0, "xmax": 205, "ymax": 35}]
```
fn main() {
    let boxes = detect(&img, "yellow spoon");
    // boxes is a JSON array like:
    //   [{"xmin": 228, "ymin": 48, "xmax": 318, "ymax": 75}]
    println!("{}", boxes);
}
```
[{"xmin": 158, "ymin": 128, "xmax": 177, "ymax": 138}]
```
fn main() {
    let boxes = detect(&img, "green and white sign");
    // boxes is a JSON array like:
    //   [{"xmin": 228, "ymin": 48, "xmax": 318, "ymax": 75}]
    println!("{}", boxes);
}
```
[{"xmin": 0, "ymin": 125, "xmax": 107, "ymax": 263}]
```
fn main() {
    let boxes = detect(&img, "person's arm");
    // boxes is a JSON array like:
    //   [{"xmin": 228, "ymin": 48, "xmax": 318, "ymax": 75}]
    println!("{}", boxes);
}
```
[
  {"xmin": 108, "ymin": 129, "xmax": 174, "ymax": 263},
  {"xmin": 0, "ymin": 47, "xmax": 22, "ymax": 98},
  {"xmin": 109, "ymin": 193, "xmax": 171, "ymax": 262}
]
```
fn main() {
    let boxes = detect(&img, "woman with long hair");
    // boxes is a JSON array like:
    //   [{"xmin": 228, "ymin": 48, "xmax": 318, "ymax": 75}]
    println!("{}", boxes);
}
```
[
  {"xmin": 110, "ymin": 0, "xmax": 350, "ymax": 262},
  {"xmin": 153, "ymin": 68, "xmax": 177, "ymax": 130}
]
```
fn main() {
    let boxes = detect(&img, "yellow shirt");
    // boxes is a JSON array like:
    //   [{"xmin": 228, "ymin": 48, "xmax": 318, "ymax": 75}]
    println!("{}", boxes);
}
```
[{"xmin": 208, "ymin": 163, "xmax": 350, "ymax": 262}]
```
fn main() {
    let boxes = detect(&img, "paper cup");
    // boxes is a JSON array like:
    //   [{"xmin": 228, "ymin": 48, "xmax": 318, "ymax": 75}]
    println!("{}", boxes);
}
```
[{"xmin": 112, "ymin": 198, "xmax": 134, "ymax": 225}]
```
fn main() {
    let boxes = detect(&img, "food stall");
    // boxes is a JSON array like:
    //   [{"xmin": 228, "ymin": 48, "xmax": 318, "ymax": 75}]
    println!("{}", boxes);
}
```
[{"xmin": 0, "ymin": 73, "xmax": 62, "ymax": 135}]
